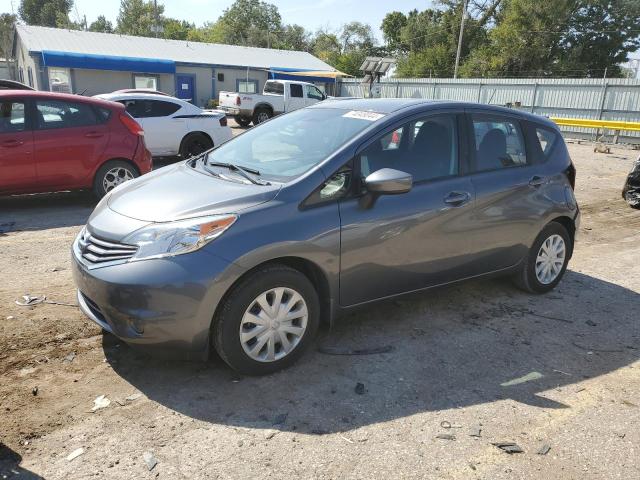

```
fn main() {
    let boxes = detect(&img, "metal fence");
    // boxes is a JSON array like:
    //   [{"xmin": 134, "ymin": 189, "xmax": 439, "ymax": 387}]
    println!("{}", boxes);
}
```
[{"xmin": 339, "ymin": 77, "xmax": 640, "ymax": 143}]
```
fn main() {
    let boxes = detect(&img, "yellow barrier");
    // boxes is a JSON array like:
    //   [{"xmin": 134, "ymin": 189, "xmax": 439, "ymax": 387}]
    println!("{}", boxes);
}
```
[{"xmin": 550, "ymin": 117, "xmax": 640, "ymax": 132}]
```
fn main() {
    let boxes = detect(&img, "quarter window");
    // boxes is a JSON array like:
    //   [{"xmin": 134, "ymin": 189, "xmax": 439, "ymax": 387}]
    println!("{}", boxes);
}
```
[
  {"xmin": 535, "ymin": 127, "xmax": 558, "ymax": 159},
  {"xmin": 471, "ymin": 116, "xmax": 527, "ymax": 171},
  {"xmin": 35, "ymin": 100, "xmax": 98, "ymax": 129},
  {"xmin": 48, "ymin": 67, "xmax": 72, "ymax": 93},
  {"xmin": 0, "ymin": 101, "xmax": 26, "ymax": 132},
  {"xmin": 360, "ymin": 115, "xmax": 459, "ymax": 183}
]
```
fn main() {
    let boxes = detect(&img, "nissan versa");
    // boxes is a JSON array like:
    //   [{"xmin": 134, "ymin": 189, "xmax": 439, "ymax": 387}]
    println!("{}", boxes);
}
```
[{"xmin": 72, "ymin": 99, "xmax": 579, "ymax": 375}]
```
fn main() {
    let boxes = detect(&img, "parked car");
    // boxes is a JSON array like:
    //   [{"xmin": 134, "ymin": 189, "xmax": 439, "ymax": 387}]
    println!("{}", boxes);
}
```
[
  {"xmin": 0, "ymin": 90, "xmax": 151, "ymax": 198},
  {"xmin": 112, "ymin": 89, "xmax": 171, "ymax": 96},
  {"xmin": 0, "ymin": 79, "xmax": 35, "ymax": 91},
  {"xmin": 95, "ymin": 92, "xmax": 232, "ymax": 158},
  {"xmin": 622, "ymin": 154, "xmax": 640, "ymax": 208},
  {"xmin": 72, "ymin": 99, "xmax": 579, "ymax": 375},
  {"xmin": 219, "ymin": 79, "xmax": 327, "ymax": 126}
]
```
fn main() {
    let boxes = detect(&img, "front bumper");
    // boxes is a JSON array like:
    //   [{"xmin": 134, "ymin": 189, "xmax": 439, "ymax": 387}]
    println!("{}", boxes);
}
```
[{"xmin": 71, "ymin": 247, "xmax": 244, "ymax": 359}]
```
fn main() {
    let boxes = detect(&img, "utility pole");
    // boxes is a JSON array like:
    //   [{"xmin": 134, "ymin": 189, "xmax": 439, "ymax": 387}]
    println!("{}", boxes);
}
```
[
  {"xmin": 453, "ymin": 0, "xmax": 467, "ymax": 79},
  {"xmin": 153, "ymin": 0, "xmax": 159, "ymax": 38}
]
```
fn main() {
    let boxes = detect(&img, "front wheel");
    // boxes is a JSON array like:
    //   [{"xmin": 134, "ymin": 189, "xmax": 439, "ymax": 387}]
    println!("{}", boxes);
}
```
[
  {"xmin": 93, "ymin": 160, "xmax": 139, "ymax": 199},
  {"xmin": 212, "ymin": 265, "xmax": 320, "ymax": 375},
  {"xmin": 513, "ymin": 222, "xmax": 571, "ymax": 294},
  {"xmin": 252, "ymin": 107, "xmax": 272, "ymax": 125}
]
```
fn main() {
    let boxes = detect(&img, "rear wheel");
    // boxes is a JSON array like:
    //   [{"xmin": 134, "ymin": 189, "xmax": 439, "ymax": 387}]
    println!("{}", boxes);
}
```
[
  {"xmin": 212, "ymin": 265, "xmax": 320, "ymax": 375},
  {"xmin": 252, "ymin": 107, "xmax": 272, "ymax": 125},
  {"xmin": 513, "ymin": 222, "xmax": 571, "ymax": 294},
  {"xmin": 179, "ymin": 133, "xmax": 213, "ymax": 159},
  {"xmin": 93, "ymin": 160, "xmax": 139, "ymax": 199},
  {"xmin": 235, "ymin": 116, "xmax": 251, "ymax": 127}
]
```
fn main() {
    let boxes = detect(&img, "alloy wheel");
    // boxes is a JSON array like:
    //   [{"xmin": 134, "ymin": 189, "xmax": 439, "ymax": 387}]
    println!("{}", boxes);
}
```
[
  {"xmin": 535, "ymin": 234, "xmax": 566, "ymax": 284},
  {"xmin": 103, "ymin": 167, "xmax": 134, "ymax": 193},
  {"xmin": 239, "ymin": 287, "xmax": 308, "ymax": 362}
]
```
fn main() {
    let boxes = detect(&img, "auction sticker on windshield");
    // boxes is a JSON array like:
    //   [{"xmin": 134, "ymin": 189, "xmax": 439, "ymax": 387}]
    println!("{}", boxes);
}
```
[{"xmin": 342, "ymin": 110, "xmax": 386, "ymax": 121}]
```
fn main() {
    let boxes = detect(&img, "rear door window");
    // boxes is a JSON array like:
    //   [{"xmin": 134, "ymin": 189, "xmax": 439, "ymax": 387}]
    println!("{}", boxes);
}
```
[
  {"xmin": 471, "ymin": 115, "xmax": 527, "ymax": 172},
  {"xmin": 0, "ymin": 100, "xmax": 26, "ymax": 132},
  {"xmin": 119, "ymin": 99, "xmax": 180, "ymax": 118},
  {"xmin": 35, "ymin": 100, "xmax": 98, "ymax": 130},
  {"xmin": 264, "ymin": 82, "xmax": 284, "ymax": 95},
  {"xmin": 290, "ymin": 84, "xmax": 303, "ymax": 98}
]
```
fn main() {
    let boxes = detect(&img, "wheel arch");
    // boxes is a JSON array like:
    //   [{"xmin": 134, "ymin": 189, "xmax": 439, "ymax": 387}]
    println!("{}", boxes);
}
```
[
  {"xmin": 549, "ymin": 215, "xmax": 576, "ymax": 258},
  {"xmin": 253, "ymin": 103, "xmax": 274, "ymax": 115},
  {"xmin": 93, "ymin": 157, "xmax": 140, "ymax": 185},
  {"xmin": 179, "ymin": 131, "xmax": 214, "ymax": 152}
]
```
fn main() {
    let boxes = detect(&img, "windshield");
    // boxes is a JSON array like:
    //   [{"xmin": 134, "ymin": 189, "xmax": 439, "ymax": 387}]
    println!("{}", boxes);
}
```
[{"xmin": 201, "ymin": 108, "xmax": 380, "ymax": 182}]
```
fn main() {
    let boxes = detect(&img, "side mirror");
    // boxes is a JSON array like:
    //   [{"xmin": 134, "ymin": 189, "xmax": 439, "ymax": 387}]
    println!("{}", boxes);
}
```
[{"xmin": 364, "ymin": 168, "xmax": 412, "ymax": 195}]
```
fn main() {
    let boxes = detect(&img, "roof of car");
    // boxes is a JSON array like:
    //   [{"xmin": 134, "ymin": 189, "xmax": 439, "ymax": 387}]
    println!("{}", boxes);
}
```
[
  {"xmin": 97, "ymin": 92, "xmax": 185, "ymax": 103},
  {"xmin": 314, "ymin": 98, "xmax": 556, "ymax": 127},
  {"xmin": 0, "ymin": 89, "xmax": 124, "ymax": 108}
]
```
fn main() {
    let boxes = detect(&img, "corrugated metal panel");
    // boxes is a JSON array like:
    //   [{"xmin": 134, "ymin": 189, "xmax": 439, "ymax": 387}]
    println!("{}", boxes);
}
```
[
  {"xmin": 17, "ymin": 24, "xmax": 335, "ymax": 71},
  {"xmin": 342, "ymin": 77, "xmax": 640, "ymax": 141}
]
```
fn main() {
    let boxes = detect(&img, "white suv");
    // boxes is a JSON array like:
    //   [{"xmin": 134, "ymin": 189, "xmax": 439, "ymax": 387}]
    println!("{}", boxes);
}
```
[{"xmin": 95, "ymin": 93, "xmax": 233, "ymax": 158}]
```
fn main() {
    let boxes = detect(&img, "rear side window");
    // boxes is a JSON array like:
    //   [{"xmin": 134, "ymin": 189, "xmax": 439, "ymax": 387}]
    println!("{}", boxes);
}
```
[
  {"xmin": 96, "ymin": 107, "xmax": 112, "ymax": 123},
  {"xmin": 120, "ymin": 99, "xmax": 180, "ymax": 118},
  {"xmin": 290, "ymin": 84, "xmax": 303, "ymax": 98},
  {"xmin": 471, "ymin": 115, "xmax": 527, "ymax": 172},
  {"xmin": 264, "ymin": 82, "xmax": 284, "ymax": 95},
  {"xmin": 0, "ymin": 100, "xmax": 26, "ymax": 132},
  {"xmin": 35, "ymin": 100, "xmax": 98, "ymax": 129},
  {"xmin": 535, "ymin": 127, "xmax": 558, "ymax": 159}
]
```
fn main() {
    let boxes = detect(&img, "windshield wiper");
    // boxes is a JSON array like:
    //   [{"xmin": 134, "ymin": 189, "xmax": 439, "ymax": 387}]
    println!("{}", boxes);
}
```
[{"xmin": 206, "ymin": 161, "xmax": 270, "ymax": 185}]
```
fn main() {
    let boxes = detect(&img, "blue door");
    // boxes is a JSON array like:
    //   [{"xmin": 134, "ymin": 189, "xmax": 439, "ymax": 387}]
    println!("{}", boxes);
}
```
[{"xmin": 176, "ymin": 74, "xmax": 195, "ymax": 103}]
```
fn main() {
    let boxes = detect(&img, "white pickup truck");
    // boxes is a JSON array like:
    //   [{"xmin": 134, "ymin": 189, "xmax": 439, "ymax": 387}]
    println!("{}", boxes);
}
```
[{"xmin": 218, "ymin": 79, "xmax": 327, "ymax": 126}]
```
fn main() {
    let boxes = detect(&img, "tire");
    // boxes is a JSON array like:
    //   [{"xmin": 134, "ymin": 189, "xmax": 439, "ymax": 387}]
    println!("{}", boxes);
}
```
[
  {"xmin": 179, "ymin": 133, "xmax": 213, "ymax": 159},
  {"xmin": 235, "ymin": 116, "xmax": 251, "ymax": 127},
  {"xmin": 213, "ymin": 264, "xmax": 320, "ymax": 375},
  {"xmin": 513, "ymin": 222, "xmax": 572, "ymax": 294},
  {"xmin": 252, "ymin": 107, "xmax": 272, "ymax": 125},
  {"xmin": 93, "ymin": 160, "xmax": 139, "ymax": 199}
]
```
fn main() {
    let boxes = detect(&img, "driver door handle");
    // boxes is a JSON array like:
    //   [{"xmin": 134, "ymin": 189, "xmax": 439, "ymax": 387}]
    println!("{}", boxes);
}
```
[
  {"xmin": 443, "ymin": 191, "xmax": 471, "ymax": 207},
  {"xmin": 529, "ymin": 175, "xmax": 547, "ymax": 187}
]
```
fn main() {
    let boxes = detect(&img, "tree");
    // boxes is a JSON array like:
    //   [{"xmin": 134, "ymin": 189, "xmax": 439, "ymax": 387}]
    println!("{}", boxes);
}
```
[
  {"xmin": 163, "ymin": 19, "xmax": 194, "ymax": 40},
  {"xmin": 209, "ymin": 0, "xmax": 282, "ymax": 48},
  {"xmin": 19, "ymin": 0, "xmax": 74, "ymax": 27},
  {"xmin": 275, "ymin": 24, "xmax": 310, "ymax": 51},
  {"xmin": 116, "ymin": 0, "xmax": 165, "ymax": 37},
  {"xmin": 89, "ymin": 15, "xmax": 114, "ymax": 33},
  {"xmin": 0, "ymin": 13, "xmax": 16, "ymax": 78},
  {"xmin": 381, "ymin": 11, "xmax": 407, "ymax": 52}
]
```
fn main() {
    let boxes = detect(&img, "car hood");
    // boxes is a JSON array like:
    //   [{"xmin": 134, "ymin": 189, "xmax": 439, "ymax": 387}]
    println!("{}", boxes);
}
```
[{"xmin": 107, "ymin": 162, "xmax": 281, "ymax": 222}]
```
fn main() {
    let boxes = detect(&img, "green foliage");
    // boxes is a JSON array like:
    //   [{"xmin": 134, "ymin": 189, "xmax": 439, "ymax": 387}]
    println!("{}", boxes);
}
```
[
  {"xmin": 0, "ymin": 13, "xmax": 16, "ymax": 71},
  {"xmin": 88, "ymin": 15, "xmax": 114, "ymax": 33},
  {"xmin": 116, "ymin": 0, "xmax": 165, "ymax": 37},
  {"xmin": 19, "ymin": 0, "xmax": 73, "ymax": 27},
  {"xmin": 163, "ymin": 19, "xmax": 194, "ymax": 40}
]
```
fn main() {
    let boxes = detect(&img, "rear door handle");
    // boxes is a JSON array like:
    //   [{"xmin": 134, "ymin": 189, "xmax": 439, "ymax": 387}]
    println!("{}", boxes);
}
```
[
  {"xmin": 529, "ymin": 175, "xmax": 547, "ymax": 187},
  {"xmin": 443, "ymin": 191, "xmax": 471, "ymax": 207},
  {"xmin": 1, "ymin": 139, "xmax": 24, "ymax": 148},
  {"xmin": 84, "ymin": 132, "xmax": 104, "ymax": 138}
]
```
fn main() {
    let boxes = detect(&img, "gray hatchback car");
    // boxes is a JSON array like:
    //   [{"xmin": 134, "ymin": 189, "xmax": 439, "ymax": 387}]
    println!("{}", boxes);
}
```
[{"xmin": 72, "ymin": 99, "xmax": 579, "ymax": 375}]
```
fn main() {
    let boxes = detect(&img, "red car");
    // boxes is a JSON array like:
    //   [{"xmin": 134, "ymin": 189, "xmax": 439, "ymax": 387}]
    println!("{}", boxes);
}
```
[{"xmin": 0, "ymin": 90, "xmax": 152, "ymax": 198}]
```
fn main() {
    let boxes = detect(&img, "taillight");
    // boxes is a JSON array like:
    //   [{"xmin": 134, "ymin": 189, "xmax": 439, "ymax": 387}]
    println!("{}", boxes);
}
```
[
  {"xmin": 235, "ymin": 96, "xmax": 241, "ymax": 106},
  {"xmin": 219, "ymin": 116, "xmax": 227, "ymax": 127},
  {"xmin": 565, "ymin": 163, "xmax": 576, "ymax": 190},
  {"xmin": 119, "ymin": 113, "xmax": 144, "ymax": 136}
]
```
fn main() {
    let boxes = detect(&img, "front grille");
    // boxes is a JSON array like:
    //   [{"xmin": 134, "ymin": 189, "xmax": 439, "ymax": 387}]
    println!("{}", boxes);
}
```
[{"xmin": 77, "ymin": 229, "xmax": 137, "ymax": 265}]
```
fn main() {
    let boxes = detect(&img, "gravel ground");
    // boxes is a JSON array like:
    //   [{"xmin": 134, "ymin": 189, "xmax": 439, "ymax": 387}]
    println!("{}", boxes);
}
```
[{"xmin": 0, "ymin": 138, "xmax": 639, "ymax": 480}]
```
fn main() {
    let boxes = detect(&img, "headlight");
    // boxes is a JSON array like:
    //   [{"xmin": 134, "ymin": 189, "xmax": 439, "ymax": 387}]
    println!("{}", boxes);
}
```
[{"xmin": 122, "ymin": 214, "xmax": 237, "ymax": 261}]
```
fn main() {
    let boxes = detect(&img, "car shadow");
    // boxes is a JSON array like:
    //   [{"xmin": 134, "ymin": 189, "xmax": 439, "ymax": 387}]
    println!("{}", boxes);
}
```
[
  {"xmin": 0, "ymin": 191, "xmax": 95, "ymax": 233},
  {"xmin": 104, "ymin": 270, "xmax": 639, "ymax": 435},
  {"xmin": 0, "ymin": 444, "xmax": 44, "ymax": 479}
]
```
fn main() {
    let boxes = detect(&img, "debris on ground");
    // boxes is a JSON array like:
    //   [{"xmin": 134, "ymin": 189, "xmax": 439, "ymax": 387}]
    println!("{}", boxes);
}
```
[
  {"xmin": 501, "ymin": 371, "xmax": 543, "ymax": 387},
  {"xmin": 31, "ymin": 386, "xmax": 38, "ymax": 396},
  {"xmin": 66, "ymin": 448, "xmax": 85, "ymax": 461},
  {"xmin": 15, "ymin": 294, "xmax": 77, "ymax": 308},
  {"xmin": 264, "ymin": 430, "xmax": 278, "ymax": 440},
  {"xmin": 91, "ymin": 395, "xmax": 111, "ymax": 412},
  {"xmin": 436, "ymin": 434, "xmax": 456, "ymax": 440},
  {"xmin": 553, "ymin": 369, "xmax": 572, "ymax": 376},
  {"xmin": 62, "ymin": 352, "xmax": 76, "ymax": 364},
  {"xmin": 6, "ymin": 316, "xmax": 14, "ymax": 320},
  {"xmin": 585, "ymin": 320, "xmax": 597, "ymax": 327},
  {"xmin": 469, "ymin": 426, "xmax": 482, "ymax": 438},
  {"xmin": 354, "ymin": 382, "xmax": 366, "ymax": 395},
  {"xmin": 622, "ymin": 399, "xmax": 638, "ymax": 407},
  {"xmin": 492, "ymin": 442, "xmax": 524, "ymax": 454},
  {"xmin": 593, "ymin": 143, "xmax": 611, "ymax": 154},
  {"xmin": 440, "ymin": 421, "xmax": 462, "ymax": 429},
  {"xmin": 125, "ymin": 393, "xmax": 142, "ymax": 402},
  {"xmin": 142, "ymin": 451, "xmax": 158, "ymax": 471},
  {"xmin": 318, "ymin": 345, "xmax": 393, "ymax": 355},
  {"xmin": 537, "ymin": 444, "xmax": 551, "ymax": 455},
  {"xmin": 273, "ymin": 413, "xmax": 288, "ymax": 425}
]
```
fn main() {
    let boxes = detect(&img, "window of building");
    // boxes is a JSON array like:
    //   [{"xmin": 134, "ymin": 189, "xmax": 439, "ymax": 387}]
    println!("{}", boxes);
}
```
[
  {"xmin": 134, "ymin": 75, "xmax": 158, "ymax": 90},
  {"xmin": 119, "ymin": 99, "xmax": 181, "ymax": 118},
  {"xmin": 359, "ymin": 114, "xmax": 459, "ymax": 182},
  {"xmin": 48, "ymin": 67, "xmax": 72, "ymax": 93},
  {"xmin": 237, "ymin": 80, "xmax": 258, "ymax": 94},
  {"xmin": 35, "ymin": 100, "xmax": 98, "ymax": 129},
  {"xmin": 27, "ymin": 67, "xmax": 33, "ymax": 88},
  {"xmin": 18, "ymin": 67, "xmax": 24, "ymax": 84},
  {"xmin": 217, "ymin": 73, "xmax": 224, "ymax": 82},
  {"xmin": 471, "ymin": 116, "xmax": 527, "ymax": 171},
  {"xmin": 0, "ymin": 101, "xmax": 26, "ymax": 133}
]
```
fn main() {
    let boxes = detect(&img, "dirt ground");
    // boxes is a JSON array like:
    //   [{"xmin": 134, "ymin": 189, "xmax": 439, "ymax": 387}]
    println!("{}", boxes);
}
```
[{"xmin": 1, "ymin": 137, "xmax": 639, "ymax": 480}]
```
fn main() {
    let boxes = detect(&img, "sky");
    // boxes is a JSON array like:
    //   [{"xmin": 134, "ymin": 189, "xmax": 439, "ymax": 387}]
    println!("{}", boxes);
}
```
[{"xmin": 0, "ymin": 0, "xmax": 430, "ymax": 42}]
